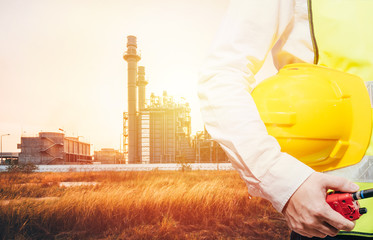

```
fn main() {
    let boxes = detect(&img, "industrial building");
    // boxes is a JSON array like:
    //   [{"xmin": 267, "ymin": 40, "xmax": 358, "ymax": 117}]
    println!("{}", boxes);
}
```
[
  {"xmin": 123, "ymin": 36, "xmax": 195, "ymax": 163},
  {"xmin": 94, "ymin": 148, "xmax": 124, "ymax": 164},
  {"xmin": 18, "ymin": 132, "xmax": 92, "ymax": 165},
  {"xmin": 192, "ymin": 129, "xmax": 229, "ymax": 163},
  {"xmin": 123, "ymin": 36, "xmax": 228, "ymax": 164},
  {"xmin": 138, "ymin": 91, "xmax": 195, "ymax": 163}
]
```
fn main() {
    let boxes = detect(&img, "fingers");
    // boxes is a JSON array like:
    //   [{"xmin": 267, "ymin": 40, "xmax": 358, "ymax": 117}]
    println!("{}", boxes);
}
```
[
  {"xmin": 321, "ymin": 205, "xmax": 355, "ymax": 231},
  {"xmin": 319, "ymin": 221, "xmax": 339, "ymax": 237},
  {"xmin": 321, "ymin": 174, "xmax": 359, "ymax": 193},
  {"xmin": 282, "ymin": 172, "xmax": 356, "ymax": 238},
  {"xmin": 289, "ymin": 213, "xmax": 340, "ymax": 238},
  {"xmin": 318, "ymin": 174, "xmax": 356, "ymax": 231}
]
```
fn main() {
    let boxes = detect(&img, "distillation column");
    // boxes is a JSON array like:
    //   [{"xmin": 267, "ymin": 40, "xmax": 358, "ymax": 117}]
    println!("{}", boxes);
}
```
[{"xmin": 123, "ymin": 36, "xmax": 141, "ymax": 163}]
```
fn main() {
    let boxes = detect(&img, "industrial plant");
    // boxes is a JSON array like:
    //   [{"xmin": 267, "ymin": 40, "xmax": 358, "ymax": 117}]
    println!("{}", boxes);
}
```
[
  {"xmin": 1, "ymin": 35, "xmax": 228, "ymax": 166},
  {"xmin": 122, "ymin": 36, "xmax": 228, "ymax": 164}
]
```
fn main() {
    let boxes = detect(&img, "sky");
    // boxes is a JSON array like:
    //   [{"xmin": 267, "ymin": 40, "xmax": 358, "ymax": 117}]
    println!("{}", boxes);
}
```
[{"xmin": 0, "ymin": 0, "xmax": 230, "ymax": 152}]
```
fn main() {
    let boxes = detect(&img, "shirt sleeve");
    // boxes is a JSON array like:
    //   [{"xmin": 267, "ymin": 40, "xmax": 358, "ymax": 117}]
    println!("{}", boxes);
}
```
[{"xmin": 198, "ymin": 0, "xmax": 315, "ymax": 212}]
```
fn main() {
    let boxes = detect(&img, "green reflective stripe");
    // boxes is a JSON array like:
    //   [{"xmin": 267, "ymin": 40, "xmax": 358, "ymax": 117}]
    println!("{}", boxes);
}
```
[
  {"xmin": 349, "ymin": 182, "xmax": 373, "ymax": 235},
  {"xmin": 339, "ymin": 231, "xmax": 373, "ymax": 237},
  {"xmin": 339, "ymin": 183, "xmax": 373, "ymax": 237}
]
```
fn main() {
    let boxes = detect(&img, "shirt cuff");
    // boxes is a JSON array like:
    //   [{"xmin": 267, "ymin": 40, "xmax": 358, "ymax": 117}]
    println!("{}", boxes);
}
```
[{"xmin": 255, "ymin": 153, "xmax": 315, "ymax": 212}]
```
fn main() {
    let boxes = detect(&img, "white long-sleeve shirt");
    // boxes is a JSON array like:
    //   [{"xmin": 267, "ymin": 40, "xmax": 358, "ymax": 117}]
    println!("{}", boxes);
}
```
[{"xmin": 198, "ymin": 0, "xmax": 316, "ymax": 212}]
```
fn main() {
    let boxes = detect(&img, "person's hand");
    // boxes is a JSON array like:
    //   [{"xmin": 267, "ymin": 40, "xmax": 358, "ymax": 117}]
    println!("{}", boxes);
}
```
[{"xmin": 282, "ymin": 172, "xmax": 359, "ymax": 238}]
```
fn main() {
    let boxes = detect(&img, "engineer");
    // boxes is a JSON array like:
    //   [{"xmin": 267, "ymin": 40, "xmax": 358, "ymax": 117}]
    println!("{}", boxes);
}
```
[{"xmin": 198, "ymin": 0, "xmax": 373, "ymax": 239}]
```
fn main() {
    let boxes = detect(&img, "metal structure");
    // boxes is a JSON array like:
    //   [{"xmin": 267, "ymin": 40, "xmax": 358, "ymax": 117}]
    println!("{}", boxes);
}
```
[
  {"xmin": 123, "ymin": 91, "xmax": 195, "ymax": 163},
  {"xmin": 144, "ymin": 91, "xmax": 195, "ymax": 163},
  {"xmin": 18, "ymin": 132, "xmax": 92, "ymax": 165},
  {"xmin": 137, "ymin": 66, "xmax": 148, "ymax": 163},
  {"xmin": 123, "ymin": 36, "xmax": 196, "ymax": 164},
  {"xmin": 192, "ymin": 129, "xmax": 229, "ymax": 163},
  {"xmin": 123, "ymin": 112, "xmax": 129, "ymax": 162},
  {"xmin": 122, "ymin": 35, "xmax": 228, "ymax": 164}
]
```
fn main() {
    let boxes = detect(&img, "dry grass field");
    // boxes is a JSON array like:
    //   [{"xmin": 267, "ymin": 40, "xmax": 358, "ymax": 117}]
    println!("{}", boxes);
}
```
[{"xmin": 0, "ymin": 170, "xmax": 290, "ymax": 239}]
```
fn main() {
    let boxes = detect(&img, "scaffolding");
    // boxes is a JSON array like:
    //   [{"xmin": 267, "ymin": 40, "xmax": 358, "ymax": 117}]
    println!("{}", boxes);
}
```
[
  {"xmin": 139, "ymin": 112, "xmax": 150, "ymax": 164},
  {"xmin": 123, "ymin": 112, "xmax": 129, "ymax": 163},
  {"xmin": 123, "ymin": 91, "xmax": 195, "ymax": 163}
]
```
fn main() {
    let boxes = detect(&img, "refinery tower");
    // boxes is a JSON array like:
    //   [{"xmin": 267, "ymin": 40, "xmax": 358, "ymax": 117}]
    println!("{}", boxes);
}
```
[{"xmin": 123, "ymin": 36, "xmax": 195, "ymax": 164}]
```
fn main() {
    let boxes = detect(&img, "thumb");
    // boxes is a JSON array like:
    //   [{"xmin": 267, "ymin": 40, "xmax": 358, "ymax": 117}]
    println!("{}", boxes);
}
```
[{"xmin": 322, "ymin": 174, "xmax": 359, "ymax": 192}]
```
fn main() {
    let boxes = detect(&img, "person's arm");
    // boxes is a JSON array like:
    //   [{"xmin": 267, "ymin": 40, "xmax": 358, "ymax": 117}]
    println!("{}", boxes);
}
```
[
  {"xmin": 199, "ymin": 0, "xmax": 312, "ymax": 213},
  {"xmin": 198, "ymin": 0, "xmax": 356, "ymax": 237}
]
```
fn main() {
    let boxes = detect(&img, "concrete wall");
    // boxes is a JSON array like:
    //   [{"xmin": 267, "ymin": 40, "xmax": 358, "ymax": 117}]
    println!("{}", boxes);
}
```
[{"xmin": 0, "ymin": 163, "xmax": 235, "ymax": 172}]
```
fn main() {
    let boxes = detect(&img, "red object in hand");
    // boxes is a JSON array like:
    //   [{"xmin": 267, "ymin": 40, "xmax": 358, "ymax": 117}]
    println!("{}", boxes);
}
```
[{"xmin": 326, "ymin": 192, "xmax": 362, "ymax": 221}]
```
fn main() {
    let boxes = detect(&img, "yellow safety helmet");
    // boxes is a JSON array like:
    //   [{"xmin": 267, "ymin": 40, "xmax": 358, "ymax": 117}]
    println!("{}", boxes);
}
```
[{"xmin": 251, "ymin": 63, "xmax": 372, "ymax": 172}]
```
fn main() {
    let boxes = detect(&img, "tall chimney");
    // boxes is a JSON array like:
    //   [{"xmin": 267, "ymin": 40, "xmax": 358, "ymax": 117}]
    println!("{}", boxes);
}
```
[
  {"xmin": 137, "ymin": 66, "xmax": 148, "ymax": 110},
  {"xmin": 123, "ymin": 35, "xmax": 141, "ymax": 163}
]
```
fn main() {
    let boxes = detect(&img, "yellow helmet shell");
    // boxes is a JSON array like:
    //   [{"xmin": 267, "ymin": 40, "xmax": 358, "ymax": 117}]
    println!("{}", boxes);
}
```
[{"xmin": 252, "ymin": 63, "xmax": 372, "ymax": 172}]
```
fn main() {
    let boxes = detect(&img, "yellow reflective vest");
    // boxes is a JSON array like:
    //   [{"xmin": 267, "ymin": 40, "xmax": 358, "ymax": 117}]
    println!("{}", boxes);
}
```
[{"xmin": 309, "ymin": 0, "xmax": 373, "ymax": 236}]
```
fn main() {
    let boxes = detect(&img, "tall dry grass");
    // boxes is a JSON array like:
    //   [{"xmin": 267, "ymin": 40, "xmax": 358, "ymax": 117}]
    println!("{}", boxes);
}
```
[{"xmin": 0, "ymin": 171, "xmax": 290, "ymax": 239}]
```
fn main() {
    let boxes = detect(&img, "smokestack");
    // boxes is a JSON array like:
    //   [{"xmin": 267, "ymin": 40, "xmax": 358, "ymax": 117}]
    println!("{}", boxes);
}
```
[
  {"xmin": 123, "ymin": 35, "xmax": 141, "ymax": 163},
  {"xmin": 137, "ymin": 66, "xmax": 148, "ymax": 110}
]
